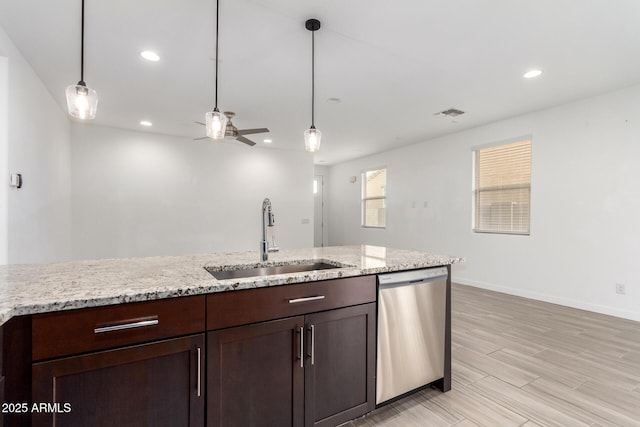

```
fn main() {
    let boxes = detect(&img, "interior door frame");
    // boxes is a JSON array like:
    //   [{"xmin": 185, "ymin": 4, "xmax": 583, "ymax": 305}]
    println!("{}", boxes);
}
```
[{"xmin": 313, "ymin": 175, "xmax": 325, "ymax": 247}]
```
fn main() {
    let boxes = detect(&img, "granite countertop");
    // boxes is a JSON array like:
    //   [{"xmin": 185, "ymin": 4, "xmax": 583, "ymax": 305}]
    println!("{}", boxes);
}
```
[{"xmin": 0, "ymin": 245, "xmax": 463, "ymax": 326}]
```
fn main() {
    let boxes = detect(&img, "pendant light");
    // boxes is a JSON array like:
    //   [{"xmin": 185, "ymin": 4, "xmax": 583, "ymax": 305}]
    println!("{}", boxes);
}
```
[
  {"xmin": 304, "ymin": 19, "xmax": 321, "ymax": 152},
  {"xmin": 65, "ymin": 0, "xmax": 98, "ymax": 120},
  {"xmin": 205, "ymin": 0, "xmax": 228, "ymax": 139}
]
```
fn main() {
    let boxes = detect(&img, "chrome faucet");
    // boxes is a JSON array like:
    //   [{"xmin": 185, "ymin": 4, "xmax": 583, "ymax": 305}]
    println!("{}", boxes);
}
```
[{"xmin": 260, "ymin": 198, "xmax": 278, "ymax": 261}]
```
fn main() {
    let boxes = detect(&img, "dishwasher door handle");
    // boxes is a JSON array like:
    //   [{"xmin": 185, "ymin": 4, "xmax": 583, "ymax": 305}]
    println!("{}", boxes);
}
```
[{"xmin": 378, "ymin": 274, "xmax": 447, "ymax": 290}]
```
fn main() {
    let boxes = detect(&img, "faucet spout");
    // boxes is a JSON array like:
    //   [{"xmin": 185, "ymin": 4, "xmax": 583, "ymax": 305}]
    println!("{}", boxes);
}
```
[{"xmin": 260, "ymin": 198, "xmax": 274, "ymax": 261}]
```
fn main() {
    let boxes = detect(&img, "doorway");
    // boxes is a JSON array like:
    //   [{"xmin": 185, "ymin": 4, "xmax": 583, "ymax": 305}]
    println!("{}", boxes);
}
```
[{"xmin": 313, "ymin": 175, "xmax": 324, "ymax": 247}]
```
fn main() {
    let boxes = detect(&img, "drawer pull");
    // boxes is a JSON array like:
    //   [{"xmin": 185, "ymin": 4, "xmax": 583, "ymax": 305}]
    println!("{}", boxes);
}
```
[
  {"xmin": 94, "ymin": 318, "xmax": 159, "ymax": 334},
  {"xmin": 288, "ymin": 295, "xmax": 325, "ymax": 304}
]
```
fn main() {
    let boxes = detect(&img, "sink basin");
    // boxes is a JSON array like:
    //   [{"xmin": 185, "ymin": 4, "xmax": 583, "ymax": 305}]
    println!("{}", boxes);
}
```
[{"xmin": 205, "ymin": 261, "xmax": 348, "ymax": 280}]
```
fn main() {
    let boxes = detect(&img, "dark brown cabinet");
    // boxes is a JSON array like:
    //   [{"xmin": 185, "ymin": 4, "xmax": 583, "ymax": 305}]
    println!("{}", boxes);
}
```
[
  {"xmin": 0, "ymin": 323, "xmax": 3, "ymax": 427},
  {"xmin": 29, "ymin": 296, "xmax": 206, "ymax": 427},
  {"xmin": 0, "ymin": 376, "xmax": 4, "ymax": 427},
  {"xmin": 206, "ymin": 275, "xmax": 377, "ymax": 427},
  {"xmin": 1, "ymin": 316, "xmax": 31, "ymax": 427},
  {"xmin": 207, "ymin": 317, "xmax": 305, "ymax": 427},
  {"xmin": 32, "ymin": 334, "xmax": 205, "ymax": 427},
  {"xmin": 2, "ymin": 274, "xmax": 384, "ymax": 426},
  {"xmin": 305, "ymin": 303, "xmax": 375, "ymax": 427}
]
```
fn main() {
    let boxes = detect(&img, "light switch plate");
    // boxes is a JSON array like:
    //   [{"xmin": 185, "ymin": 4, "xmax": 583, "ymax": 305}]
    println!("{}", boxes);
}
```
[{"xmin": 10, "ymin": 173, "xmax": 22, "ymax": 188}]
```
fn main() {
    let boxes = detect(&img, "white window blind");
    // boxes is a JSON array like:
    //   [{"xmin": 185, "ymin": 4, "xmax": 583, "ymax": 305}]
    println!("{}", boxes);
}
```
[
  {"xmin": 474, "ymin": 139, "xmax": 531, "ymax": 235},
  {"xmin": 362, "ymin": 168, "xmax": 386, "ymax": 228}
]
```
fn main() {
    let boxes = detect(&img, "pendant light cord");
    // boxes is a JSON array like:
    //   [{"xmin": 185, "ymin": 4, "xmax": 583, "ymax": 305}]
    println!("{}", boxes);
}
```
[
  {"xmin": 214, "ymin": 0, "xmax": 220, "ymax": 109},
  {"xmin": 80, "ymin": 0, "xmax": 85, "ymax": 84},
  {"xmin": 311, "ymin": 29, "xmax": 315, "ymax": 127}
]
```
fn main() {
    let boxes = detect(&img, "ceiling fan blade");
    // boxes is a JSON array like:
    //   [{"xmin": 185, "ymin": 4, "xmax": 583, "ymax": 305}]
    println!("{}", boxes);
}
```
[
  {"xmin": 237, "ymin": 128, "xmax": 269, "ymax": 136},
  {"xmin": 194, "ymin": 121, "xmax": 206, "ymax": 126},
  {"xmin": 237, "ymin": 135, "xmax": 257, "ymax": 146}
]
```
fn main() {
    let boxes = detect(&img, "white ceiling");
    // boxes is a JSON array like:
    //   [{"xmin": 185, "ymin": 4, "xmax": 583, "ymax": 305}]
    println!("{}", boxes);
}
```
[{"xmin": 1, "ymin": 0, "xmax": 640, "ymax": 164}]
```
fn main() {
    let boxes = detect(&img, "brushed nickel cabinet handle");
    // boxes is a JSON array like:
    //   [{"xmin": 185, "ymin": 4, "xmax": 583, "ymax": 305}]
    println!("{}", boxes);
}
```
[
  {"xmin": 288, "ymin": 295, "xmax": 325, "ymax": 304},
  {"xmin": 196, "ymin": 346, "xmax": 202, "ymax": 397},
  {"xmin": 299, "ymin": 326, "xmax": 305, "ymax": 368},
  {"xmin": 94, "ymin": 318, "xmax": 159, "ymax": 334},
  {"xmin": 310, "ymin": 324, "xmax": 316, "ymax": 365}
]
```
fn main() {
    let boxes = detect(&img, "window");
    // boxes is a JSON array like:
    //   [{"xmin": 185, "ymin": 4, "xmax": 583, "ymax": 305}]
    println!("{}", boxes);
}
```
[
  {"xmin": 473, "ymin": 139, "xmax": 531, "ymax": 235},
  {"xmin": 362, "ymin": 168, "xmax": 387, "ymax": 228}
]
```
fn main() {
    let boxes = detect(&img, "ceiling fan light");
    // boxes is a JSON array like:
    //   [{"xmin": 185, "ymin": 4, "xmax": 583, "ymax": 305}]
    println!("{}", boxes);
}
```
[
  {"xmin": 205, "ymin": 109, "xmax": 228, "ymax": 139},
  {"xmin": 304, "ymin": 127, "xmax": 321, "ymax": 152},
  {"xmin": 65, "ymin": 83, "xmax": 98, "ymax": 120}
]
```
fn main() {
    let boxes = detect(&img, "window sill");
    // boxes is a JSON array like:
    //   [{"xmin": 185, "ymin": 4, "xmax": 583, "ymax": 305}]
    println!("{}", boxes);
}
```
[{"xmin": 473, "ymin": 230, "xmax": 529, "ymax": 236}]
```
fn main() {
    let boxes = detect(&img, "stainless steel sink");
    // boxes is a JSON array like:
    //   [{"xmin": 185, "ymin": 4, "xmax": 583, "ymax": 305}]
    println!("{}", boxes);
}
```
[{"xmin": 205, "ymin": 261, "xmax": 347, "ymax": 280}]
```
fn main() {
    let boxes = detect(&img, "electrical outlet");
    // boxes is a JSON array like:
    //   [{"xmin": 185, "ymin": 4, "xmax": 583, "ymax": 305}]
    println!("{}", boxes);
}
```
[{"xmin": 616, "ymin": 283, "xmax": 626, "ymax": 295}]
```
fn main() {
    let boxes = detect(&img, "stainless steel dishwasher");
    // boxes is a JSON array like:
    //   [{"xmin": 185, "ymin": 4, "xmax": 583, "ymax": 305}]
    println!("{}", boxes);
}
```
[{"xmin": 376, "ymin": 266, "xmax": 448, "ymax": 405}]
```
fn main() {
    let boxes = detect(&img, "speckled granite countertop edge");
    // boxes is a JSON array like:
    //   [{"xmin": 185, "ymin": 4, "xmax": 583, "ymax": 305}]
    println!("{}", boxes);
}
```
[{"xmin": 0, "ymin": 245, "xmax": 464, "ymax": 326}]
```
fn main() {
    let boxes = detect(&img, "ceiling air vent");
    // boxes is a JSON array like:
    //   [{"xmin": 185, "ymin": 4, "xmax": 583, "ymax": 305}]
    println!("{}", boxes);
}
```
[{"xmin": 434, "ymin": 108, "xmax": 465, "ymax": 117}]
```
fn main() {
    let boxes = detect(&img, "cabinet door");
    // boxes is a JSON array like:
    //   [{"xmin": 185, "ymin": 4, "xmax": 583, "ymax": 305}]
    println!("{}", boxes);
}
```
[
  {"xmin": 0, "ymin": 376, "xmax": 4, "ymax": 427},
  {"xmin": 32, "ymin": 334, "xmax": 205, "ymax": 427},
  {"xmin": 207, "ymin": 316, "xmax": 305, "ymax": 427},
  {"xmin": 305, "ymin": 303, "xmax": 376, "ymax": 427}
]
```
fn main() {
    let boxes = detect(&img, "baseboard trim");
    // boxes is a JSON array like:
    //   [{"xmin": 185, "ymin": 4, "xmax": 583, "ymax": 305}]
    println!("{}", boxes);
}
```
[{"xmin": 454, "ymin": 277, "xmax": 640, "ymax": 323}]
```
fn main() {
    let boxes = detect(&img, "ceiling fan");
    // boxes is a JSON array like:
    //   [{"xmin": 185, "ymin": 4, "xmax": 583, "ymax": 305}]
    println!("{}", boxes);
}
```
[{"xmin": 194, "ymin": 111, "xmax": 269, "ymax": 146}]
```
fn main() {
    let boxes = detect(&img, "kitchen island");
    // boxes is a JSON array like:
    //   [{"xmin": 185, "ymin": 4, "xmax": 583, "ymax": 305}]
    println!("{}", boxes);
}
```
[{"xmin": 0, "ymin": 245, "xmax": 462, "ymax": 427}]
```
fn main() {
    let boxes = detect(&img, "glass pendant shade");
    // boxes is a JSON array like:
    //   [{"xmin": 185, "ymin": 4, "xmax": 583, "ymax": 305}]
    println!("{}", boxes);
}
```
[
  {"xmin": 65, "ymin": 83, "xmax": 98, "ymax": 120},
  {"xmin": 304, "ymin": 127, "xmax": 322, "ymax": 152},
  {"xmin": 205, "ymin": 109, "xmax": 228, "ymax": 139}
]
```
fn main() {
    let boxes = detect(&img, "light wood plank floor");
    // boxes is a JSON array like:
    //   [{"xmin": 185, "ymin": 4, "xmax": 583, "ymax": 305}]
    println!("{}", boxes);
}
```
[{"xmin": 344, "ymin": 283, "xmax": 640, "ymax": 427}]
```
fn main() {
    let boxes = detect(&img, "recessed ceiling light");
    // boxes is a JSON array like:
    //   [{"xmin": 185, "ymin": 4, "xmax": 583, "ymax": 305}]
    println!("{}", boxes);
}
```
[
  {"xmin": 139, "ymin": 120, "xmax": 152, "ymax": 127},
  {"xmin": 140, "ymin": 50, "xmax": 160, "ymax": 62},
  {"xmin": 263, "ymin": 139, "xmax": 272, "ymax": 144},
  {"xmin": 523, "ymin": 69, "xmax": 543, "ymax": 79},
  {"xmin": 327, "ymin": 98, "xmax": 341, "ymax": 104}
]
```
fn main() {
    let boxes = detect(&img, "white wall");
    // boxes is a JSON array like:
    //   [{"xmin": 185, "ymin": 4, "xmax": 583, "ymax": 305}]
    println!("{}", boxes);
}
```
[
  {"xmin": 0, "ymin": 25, "xmax": 72, "ymax": 264},
  {"xmin": 2, "ymin": 21, "xmax": 314, "ymax": 264},
  {"xmin": 70, "ymin": 124, "xmax": 314, "ymax": 260},
  {"xmin": 0, "ymin": 56, "xmax": 7, "ymax": 264},
  {"xmin": 328, "ymin": 85, "xmax": 640, "ymax": 321},
  {"xmin": 314, "ymin": 165, "xmax": 330, "ymax": 246}
]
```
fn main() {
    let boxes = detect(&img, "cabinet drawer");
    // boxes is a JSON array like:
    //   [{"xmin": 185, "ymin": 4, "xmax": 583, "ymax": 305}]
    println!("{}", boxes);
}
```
[
  {"xmin": 207, "ymin": 275, "xmax": 376, "ymax": 330},
  {"xmin": 32, "ymin": 296, "xmax": 205, "ymax": 361}
]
